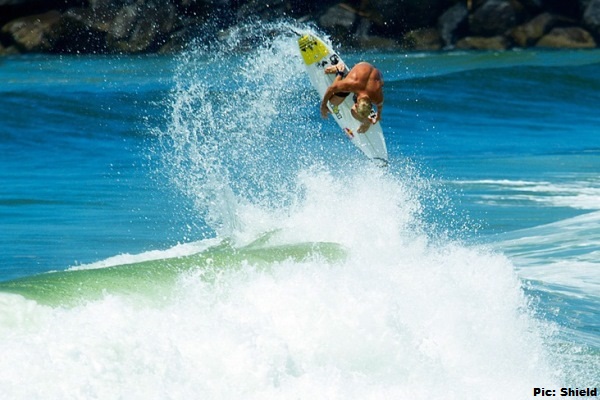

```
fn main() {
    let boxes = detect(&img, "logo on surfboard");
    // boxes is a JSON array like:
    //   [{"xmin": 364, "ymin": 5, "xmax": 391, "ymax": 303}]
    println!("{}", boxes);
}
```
[
  {"xmin": 298, "ymin": 35, "xmax": 328, "ymax": 65},
  {"xmin": 331, "ymin": 105, "xmax": 343, "ymax": 120}
]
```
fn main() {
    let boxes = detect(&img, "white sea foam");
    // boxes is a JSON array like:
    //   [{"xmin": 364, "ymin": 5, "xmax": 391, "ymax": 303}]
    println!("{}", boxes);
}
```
[
  {"xmin": 452, "ymin": 179, "xmax": 600, "ymax": 210},
  {"xmin": 497, "ymin": 211, "xmax": 600, "ymax": 295},
  {"xmin": 0, "ymin": 166, "xmax": 561, "ymax": 399}
]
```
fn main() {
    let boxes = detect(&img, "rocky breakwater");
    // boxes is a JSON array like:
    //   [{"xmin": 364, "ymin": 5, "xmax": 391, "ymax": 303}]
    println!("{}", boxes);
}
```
[
  {"xmin": 1, "ymin": 0, "xmax": 600, "ymax": 55},
  {"xmin": 428, "ymin": 0, "xmax": 600, "ymax": 50},
  {"xmin": 0, "ymin": 0, "xmax": 218, "ymax": 55}
]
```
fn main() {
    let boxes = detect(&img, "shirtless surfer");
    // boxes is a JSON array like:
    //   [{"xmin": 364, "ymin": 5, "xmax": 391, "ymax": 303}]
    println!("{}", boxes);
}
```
[{"xmin": 320, "ymin": 61, "xmax": 383, "ymax": 133}]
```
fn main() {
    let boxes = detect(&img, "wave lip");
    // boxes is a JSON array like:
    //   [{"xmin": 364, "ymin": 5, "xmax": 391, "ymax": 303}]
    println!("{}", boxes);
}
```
[{"xmin": 0, "ymin": 234, "xmax": 346, "ymax": 307}]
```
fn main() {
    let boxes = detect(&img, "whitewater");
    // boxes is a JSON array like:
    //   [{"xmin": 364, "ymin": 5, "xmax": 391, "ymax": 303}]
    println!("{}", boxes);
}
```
[{"xmin": 0, "ymin": 163, "xmax": 559, "ymax": 398}]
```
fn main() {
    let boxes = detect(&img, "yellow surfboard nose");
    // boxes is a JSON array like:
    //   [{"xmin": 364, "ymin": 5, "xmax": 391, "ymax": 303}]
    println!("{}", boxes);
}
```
[{"xmin": 298, "ymin": 34, "xmax": 329, "ymax": 65}]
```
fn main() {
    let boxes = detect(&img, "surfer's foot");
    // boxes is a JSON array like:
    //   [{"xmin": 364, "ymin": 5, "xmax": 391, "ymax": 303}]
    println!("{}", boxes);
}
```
[{"xmin": 324, "ymin": 63, "xmax": 346, "ymax": 74}]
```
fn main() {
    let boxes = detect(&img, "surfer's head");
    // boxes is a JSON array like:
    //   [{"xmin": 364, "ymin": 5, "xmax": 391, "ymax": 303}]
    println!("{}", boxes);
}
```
[{"xmin": 356, "ymin": 96, "xmax": 372, "ymax": 119}]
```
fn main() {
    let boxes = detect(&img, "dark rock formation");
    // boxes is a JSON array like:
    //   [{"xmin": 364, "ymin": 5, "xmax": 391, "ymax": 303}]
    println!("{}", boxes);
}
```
[
  {"xmin": 2, "ymin": 11, "xmax": 61, "ymax": 52},
  {"xmin": 402, "ymin": 28, "xmax": 443, "ymax": 50},
  {"xmin": 541, "ymin": 0, "xmax": 583, "ymax": 19},
  {"xmin": 509, "ymin": 12, "xmax": 573, "ymax": 47},
  {"xmin": 455, "ymin": 34, "xmax": 510, "ymax": 49},
  {"xmin": 583, "ymin": 0, "xmax": 600, "ymax": 38},
  {"xmin": 50, "ymin": 8, "xmax": 116, "ymax": 54},
  {"xmin": 468, "ymin": 0, "xmax": 524, "ymax": 37},
  {"xmin": 438, "ymin": 2, "xmax": 469, "ymax": 48},
  {"xmin": 1, "ymin": 0, "xmax": 600, "ymax": 55},
  {"xmin": 536, "ymin": 26, "xmax": 597, "ymax": 48},
  {"xmin": 105, "ymin": 2, "xmax": 178, "ymax": 53},
  {"xmin": 319, "ymin": 3, "xmax": 357, "ymax": 33},
  {"xmin": 368, "ymin": 0, "xmax": 455, "ymax": 36}
]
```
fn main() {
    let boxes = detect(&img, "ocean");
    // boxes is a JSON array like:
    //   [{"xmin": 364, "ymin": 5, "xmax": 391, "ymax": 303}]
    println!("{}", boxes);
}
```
[{"xmin": 0, "ymin": 23, "xmax": 598, "ymax": 399}]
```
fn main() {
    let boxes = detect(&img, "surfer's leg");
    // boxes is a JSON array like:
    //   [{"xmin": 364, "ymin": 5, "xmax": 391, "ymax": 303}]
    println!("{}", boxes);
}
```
[{"xmin": 329, "ymin": 92, "xmax": 349, "ymax": 107}]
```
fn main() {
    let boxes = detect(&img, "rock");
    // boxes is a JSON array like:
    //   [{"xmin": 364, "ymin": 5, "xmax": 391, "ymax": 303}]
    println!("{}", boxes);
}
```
[
  {"xmin": 455, "ymin": 35, "xmax": 510, "ymax": 50},
  {"xmin": 109, "ymin": 4, "xmax": 143, "ymax": 40},
  {"xmin": 356, "ymin": 35, "xmax": 401, "ymax": 50},
  {"xmin": 402, "ymin": 28, "xmax": 443, "ymax": 50},
  {"xmin": 583, "ymin": 0, "xmax": 600, "ymax": 37},
  {"xmin": 88, "ymin": 0, "xmax": 133, "ymax": 10},
  {"xmin": 1, "ymin": 10, "xmax": 61, "ymax": 52},
  {"xmin": 0, "ymin": 0, "xmax": 42, "ymax": 5},
  {"xmin": 317, "ymin": 3, "xmax": 358, "ymax": 46},
  {"xmin": 65, "ymin": 7, "xmax": 114, "ymax": 33},
  {"xmin": 0, "ymin": 0, "xmax": 598, "ymax": 54},
  {"xmin": 438, "ymin": 2, "xmax": 469, "ymax": 47},
  {"xmin": 536, "ymin": 26, "xmax": 597, "ymax": 48},
  {"xmin": 509, "ymin": 12, "xmax": 573, "ymax": 47},
  {"xmin": 0, "ymin": 0, "xmax": 83, "ymax": 28},
  {"xmin": 0, "ymin": 43, "xmax": 19, "ymax": 54},
  {"xmin": 47, "ymin": 1, "xmax": 179, "ymax": 54},
  {"xmin": 49, "ymin": 8, "xmax": 110, "ymax": 53},
  {"xmin": 519, "ymin": 0, "xmax": 543, "ymax": 11},
  {"xmin": 317, "ymin": 2, "xmax": 396, "ymax": 47},
  {"xmin": 106, "ymin": 1, "xmax": 178, "ymax": 53},
  {"xmin": 319, "ymin": 3, "xmax": 357, "ymax": 31},
  {"xmin": 158, "ymin": 29, "xmax": 189, "ymax": 54},
  {"xmin": 360, "ymin": 0, "xmax": 406, "ymax": 34},
  {"xmin": 236, "ymin": 0, "xmax": 293, "ymax": 20},
  {"xmin": 369, "ymin": 0, "xmax": 455, "ymax": 34},
  {"xmin": 158, "ymin": 18, "xmax": 206, "ymax": 54},
  {"xmin": 469, "ymin": 0, "xmax": 523, "ymax": 36},
  {"xmin": 539, "ymin": 0, "xmax": 582, "ymax": 18}
]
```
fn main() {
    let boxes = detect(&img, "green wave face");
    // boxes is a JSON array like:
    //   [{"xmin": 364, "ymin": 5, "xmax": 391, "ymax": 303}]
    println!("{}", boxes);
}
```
[{"xmin": 0, "ymin": 239, "xmax": 346, "ymax": 307}]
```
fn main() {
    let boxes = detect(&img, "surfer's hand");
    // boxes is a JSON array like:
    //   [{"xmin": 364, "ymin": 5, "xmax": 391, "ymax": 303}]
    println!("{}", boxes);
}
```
[
  {"xmin": 357, "ymin": 122, "xmax": 370, "ymax": 133},
  {"xmin": 320, "ymin": 104, "xmax": 330, "ymax": 119}
]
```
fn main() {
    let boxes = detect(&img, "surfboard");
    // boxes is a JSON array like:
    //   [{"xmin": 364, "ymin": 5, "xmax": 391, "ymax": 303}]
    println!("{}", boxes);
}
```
[{"xmin": 297, "ymin": 33, "xmax": 388, "ymax": 166}]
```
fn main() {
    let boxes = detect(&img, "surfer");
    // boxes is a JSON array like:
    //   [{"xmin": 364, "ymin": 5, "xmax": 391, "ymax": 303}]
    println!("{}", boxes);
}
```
[{"xmin": 320, "ymin": 61, "xmax": 383, "ymax": 133}]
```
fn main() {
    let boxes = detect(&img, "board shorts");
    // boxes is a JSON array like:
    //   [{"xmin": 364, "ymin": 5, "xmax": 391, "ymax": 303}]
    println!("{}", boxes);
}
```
[
  {"xmin": 332, "ymin": 69, "xmax": 356, "ymax": 103},
  {"xmin": 333, "ymin": 92, "xmax": 358, "ymax": 104}
]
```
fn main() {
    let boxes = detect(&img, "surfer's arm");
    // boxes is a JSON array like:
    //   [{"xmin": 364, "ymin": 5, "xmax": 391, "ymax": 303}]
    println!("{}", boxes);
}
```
[
  {"xmin": 320, "ymin": 89, "xmax": 333, "ymax": 118},
  {"xmin": 321, "ymin": 83, "xmax": 341, "ymax": 118},
  {"xmin": 322, "ymin": 79, "xmax": 352, "ymax": 105},
  {"xmin": 375, "ymin": 102, "xmax": 383, "ymax": 122}
]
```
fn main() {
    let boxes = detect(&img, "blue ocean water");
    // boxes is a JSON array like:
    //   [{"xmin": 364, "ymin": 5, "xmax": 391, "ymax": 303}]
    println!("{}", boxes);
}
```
[{"xmin": 0, "ymin": 24, "xmax": 599, "ymax": 398}]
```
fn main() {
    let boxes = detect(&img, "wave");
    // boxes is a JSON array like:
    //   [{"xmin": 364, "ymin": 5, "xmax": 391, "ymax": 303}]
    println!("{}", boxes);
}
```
[
  {"xmin": 496, "ymin": 211, "xmax": 600, "ymax": 292},
  {"xmin": 494, "ymin": 210, "xmax": 600, "ymax": 359},
  {"xmin": 388, "ymin": 48, "xmax": 600, "ymax": 82},
  {"xmin": 0, "ymin": 232, "xmax": 346, "ymax": 307},
  {"xmin": 450, "ymin": 178, "xmax": 600, "ymax": 211},
  {"xmin": 0, "ymin": 151, "xmax": 565, "ymax": 397},
  {"xmin": 0, "ymin": 167, "xmax": 563, "ymax": 398}
]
